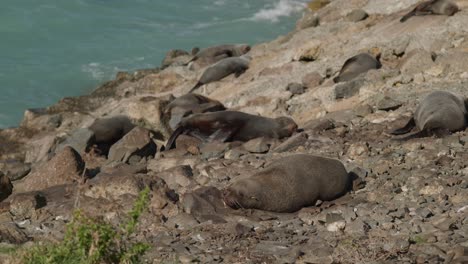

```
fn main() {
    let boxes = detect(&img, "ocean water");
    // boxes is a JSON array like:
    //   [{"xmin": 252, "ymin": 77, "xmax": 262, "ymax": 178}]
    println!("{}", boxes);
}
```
[{"xmin": 0, "ymin": 0, "xmax": 309, "ymax": 128}]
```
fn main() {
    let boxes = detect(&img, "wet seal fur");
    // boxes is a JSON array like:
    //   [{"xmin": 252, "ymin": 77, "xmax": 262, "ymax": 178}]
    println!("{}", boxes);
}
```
[
  {"xmin": 223, "ymin": 154, "xmax": 351, "ymax": 213},
  {"xmin": 333, "ymin": 53, "xmax": 381, "ymax": 83},
  {"xmin": 163, "ymin": 93, "xmax": 226, "ymax": 130},
  {"xmin": 390, "ymin": 90, "xmax": 468, "ymax": 139},
  {"xmin": 165, "ymin": 111, "xmax": 298, "ymax": 150},
  {"xmin": 189, "ymin": 56, "xmax": 251, "ymax": 93},
  {"xmin": 400, "ymin": 0, "xmax": 459, "ymax": 22}
]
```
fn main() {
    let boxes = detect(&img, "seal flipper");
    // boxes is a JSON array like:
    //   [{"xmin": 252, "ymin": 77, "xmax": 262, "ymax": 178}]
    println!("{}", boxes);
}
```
[
  {"xmin": 188, "ymin": 82, "xmax": 203, "ymax": 93},
  {"xmin": 165, "ymin": 126, "xmax": 186, "ymax": 150},
  {"xmin": 208, "ymin": 127, "xmax": 239, "ymax": 143},
  {"xmin": 390, "ymin": 117, "xmax": 416, "ymax": 135}
]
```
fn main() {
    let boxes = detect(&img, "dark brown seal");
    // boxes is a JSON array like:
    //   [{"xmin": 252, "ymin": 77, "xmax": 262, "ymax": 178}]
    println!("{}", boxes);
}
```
[
  {"xmin": 189, "ymin": 56, "xmax": 250, "ymax": 93},
  {"xmin": 400, "ymin": 0, "xmax": 459, "ymax": 22},
  {"xmin": 390, "ymin": 90, "xmax": 467, "ymax": 139},
  {"xmin": 223, "ymin": 154, "xmax": 350, "ymax": 213},
  {"xmin": 89, "ymin": 115, "xmax": 135, "ymax": 146},
  {"xmin": 165, "ymin": 111, "xmax": 298, "ymax": 150},
  {"xmin": 333, "ymin": 53, "xmax": 381, "ymax": 83},
  {"xmin": 163, "ymin": 93, "xmax": 226, "ymax": 130}
]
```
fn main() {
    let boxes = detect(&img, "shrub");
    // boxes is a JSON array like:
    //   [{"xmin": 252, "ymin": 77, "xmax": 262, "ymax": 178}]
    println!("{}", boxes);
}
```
[{"xmin": 22, "ymin": 187, "xmax": 151, "ymax": 264}]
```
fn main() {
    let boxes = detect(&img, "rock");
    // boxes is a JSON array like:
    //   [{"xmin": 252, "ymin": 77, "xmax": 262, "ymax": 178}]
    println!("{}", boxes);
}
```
[
  {"xmin": 84, "ymin": 166, "xmax": 146, "ymax": 200},
  {"xmin": 0, "ymin": 161, "xmax": 31, "ymax": 181},
  {"xmin": 107, "ymin": 126, "xmax": 157, "ymax": 163},
  {"xmin": 376, "ymin": 96, "xmax": 402, "ymax": 111},
  {"xmin": 335, "ymin": 78, "xmax": 365, "ymax": 99},
  {"xmin": 158, "ymin": 165, "xmax": 195, "ymax": 190},
  {"xmin": 9, "ymin": 191, "xmax": 47, "ymax": 220},
  {"xmin": 0, "ymin": 221, "xmax": 29, "ymax": 244},
  {"xmin": 20, "ymin": 146, "xmax": 85, "ymax": 192},
  {"xmin": 242, "ymin": 138, "xmax": 271, "ymax": 153},
  {"xmin": 400, "ymin": 49, "xmax": 435, "ymax": 75},
  {"xmin": 224, "ymin": 149, "xmax": 247, "ymax": 160},
  {"xmin": 182, "ymin": 187, "xmax": 229, "ymax": 224},
  {"xmin": 24, "ymin": 135, "xmax": 57, "ymax": 163},
  {"xmin": 273, "ymin": 132, "xmax": 308, "ymax": 153},
  {"xmin": 200, "ymin": 142, "xmax": 233, "ymax": 160},
  {"xmin": 0, "ymin": 172, "xmax": 13, "ymax": 202},
  {"xmin": 56, "ymin": 128, "xmax": 95, "ymax": 154},
  {"xmin": 294, "ymin": 42, "xmax": 322, "ymax": 62},
  {"xmin": 346, "ymin": 9, "xmax": 369, "ymax": 22},
  {"xmin": 296, "ymin": 10, "xmax": 319, "ymax": 30},
  {"xmin": 326, "ymin": 213, "xmax": 346, "ymax": 232},
  {"xmin": 161, "ymin": 49, "xmax": 190, "ymax": 68},
  {"xmin": 302, "ymin": 72, "xmax": 323, "ymax": 88},
  {"xmin": 286, "ymin": 82, "xmax": 306, "ymax": 95},
  {"xmin": 303, "ymin": 118, "xmax": 335, "ymax": 131}
]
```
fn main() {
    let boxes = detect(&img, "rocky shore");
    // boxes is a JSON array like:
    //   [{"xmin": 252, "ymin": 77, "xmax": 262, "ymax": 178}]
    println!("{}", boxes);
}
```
[{"xmin": 1, "ymin": 0, "xmax": 468, "ymax": 263}]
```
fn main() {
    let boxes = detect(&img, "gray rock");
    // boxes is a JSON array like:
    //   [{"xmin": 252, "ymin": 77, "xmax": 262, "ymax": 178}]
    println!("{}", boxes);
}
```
[
  {"xmin": 335, "ymin": 78, "xmax": 365, "ymax": 99},
  {"xmin": 56, "ymin": 128, "xmax": 95, "ymax": 154},
  {"xmin": 376, "ymin": 96, "xmax": 402, "ymax": 111},
  {"xmin": 286, "ymin": 82, "xmax": 306, "ymax": 95},
  {"xmin": 346, "ymin": 9, "xmax": 369, "ymax": 22},
  {"xmin": 296, "ymin": 11, "xmax": 320, "ymax": 30},
  {"xmin": 243, "ymin": 137, "xmax": 271, "ymax": 153},
  {"xmin": 0, "ymin": 161, "xmax": 31, "ymax": 181},
  {"xmin": 273, "ymin": 132, "xmax": 308, "ymax": 153},
  {"xmin": 107, "ymin": 126, "xmax": 157, "ymax": 163}
]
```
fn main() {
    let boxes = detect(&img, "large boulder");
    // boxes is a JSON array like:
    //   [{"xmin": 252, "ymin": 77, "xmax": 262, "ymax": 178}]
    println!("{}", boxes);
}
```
[{"xmin": 107, "ymin": 126, "xmax": 157, "ymax": 163}]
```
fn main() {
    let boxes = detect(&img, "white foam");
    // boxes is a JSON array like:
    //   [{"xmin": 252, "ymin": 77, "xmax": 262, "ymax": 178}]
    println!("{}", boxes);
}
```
[
  {"xmin": 81, "ymin": 62, "xmax": 106, "ymax": 81},
  {"xmin": 251, "ymin": 0, "xmax": 308, "ymax": 23}
]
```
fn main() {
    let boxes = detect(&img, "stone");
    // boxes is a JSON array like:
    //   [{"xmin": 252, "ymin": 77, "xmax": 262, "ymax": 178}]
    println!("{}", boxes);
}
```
[
  {"xmin": 286, "ymin": 82, "xmax": 305, "ymax": 95},
  {"xmin": 161, "ymin": 49, "xmax": 190, "ymax": 68},
  {"xmin": 376, "ymin": 96, "xmax": 402, "ymax": 111},
  {"xmin": 0, "ymin": 161, "xmax": 31, "ymax": 181},
  {"xmin": 296, "ymin": 10, "xmax": 320, "ymax": 30},
  {"xmin": 9, "ymin": 192, "xmax": 47, "ymax": 220},
  {"xmin": 243, "ymin": 138, "xmax": 271, "ymax": 153},
  {"xmin": 157, "ymin": 165, "xmax": 195, "ymax": 190},
  {"xmin": 56, "ymin": 128, "xmax": 95, "ymax": 154},
  {"xmin": 0, "ymin": 222, "xmax": 29, "ymax": 244},
  {"xmin": 0, "ymin": 172, "xmax": 13, "ymax": 202},
  {"xmin": 24, "ymin": 135, "xmax": 57, "ymax": 163},
  {"xmin": 302, "ymin": 72, "xmax": 323, "ymax": 88},
  {"xmin": 200, "ymin": 142, "xmax": 232, "ymax": 160},
  {"xmin": 108, "ymin": 126, "xmax": 157, "ymax": 163},
  {"xmin": 335, "ymin": 78, "xmax": 365, "ymax": 99},
  {"xmin": 273, "ymin": 132, "xmax": 308, "ymax": 153},
  {"xmin": 346, "ymin": 9, "xmax": 369, "ymax": 22},
  {"xmin": 20, "ymin": 146, "xmax": 85, "ymax": 192}
]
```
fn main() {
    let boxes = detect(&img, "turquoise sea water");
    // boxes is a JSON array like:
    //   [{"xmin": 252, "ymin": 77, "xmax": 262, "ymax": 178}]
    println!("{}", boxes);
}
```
[{"xmin": 0, "ymin": 0, "xmax": 308, "ymax": 128}]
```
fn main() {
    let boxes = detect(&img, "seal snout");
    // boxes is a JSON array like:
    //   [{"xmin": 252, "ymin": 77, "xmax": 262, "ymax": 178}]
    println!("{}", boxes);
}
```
[{"xmin": 222, "ymin": 188, "xmax": 241, "ymax": 210}]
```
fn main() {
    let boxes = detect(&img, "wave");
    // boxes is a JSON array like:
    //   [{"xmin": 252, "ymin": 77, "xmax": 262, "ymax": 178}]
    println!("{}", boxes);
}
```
[{"xmin": 251, "ymin": 0, "xmax": 308, "ymax": 23}]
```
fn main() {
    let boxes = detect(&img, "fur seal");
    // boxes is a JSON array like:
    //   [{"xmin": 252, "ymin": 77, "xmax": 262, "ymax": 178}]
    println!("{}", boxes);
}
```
[
  {"xmin": 390, "ymin": 91, "xmax": 467, "ymax": 139},
  {"xmin": 223, "ymin": 154, "xmax": 350, "ymax": 213},
  {"xmin": 189, "ymin": 56, "xmax": 251, "ymax": 93},
  {"xmin": 89, "ymin": 115, "xmax": 135, "ymax": 145},
  {"xmin": 400, "ymin": 0, "xmax": 459, "ymax": 22},
  {"xmin": 164, "ymin": 93, "xmax": 226, "ymax": 130},
  {"xmin": 165, "ymin": 111, "xmax": 298, "ymax": 150},
  {"xmin": 188, "ymin": 44, "xmax": 251, "ymax": 64},
  {"xmin": 333, "ymin": 53, "xmax": 381, "ymax": 83}
]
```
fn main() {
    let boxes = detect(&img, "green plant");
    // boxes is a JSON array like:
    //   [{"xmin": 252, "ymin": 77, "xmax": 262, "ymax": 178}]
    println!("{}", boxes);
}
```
[{"xmin": 22, "ymin": 187, "xmax": 151, "ymax": 264}]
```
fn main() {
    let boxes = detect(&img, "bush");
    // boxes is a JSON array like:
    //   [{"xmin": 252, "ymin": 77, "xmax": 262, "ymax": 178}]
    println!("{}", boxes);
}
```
[{"xmin": 22, "ymin": 187, "xmax": 151, "ymax": 264}]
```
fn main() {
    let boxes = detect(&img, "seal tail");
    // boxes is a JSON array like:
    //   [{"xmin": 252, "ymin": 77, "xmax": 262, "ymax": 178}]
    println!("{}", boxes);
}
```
[
  {"xmin": 390, "ymin": 130, "xmax": 428, "ymax": 141},
  {"xmin": 188, "ymin": 82, "xmax": 202, "ymax": 93},
  {"xmin": 165, "ymin": 126, "xmax": 185, "ymax": 150},
  {"xmin": 390, "ymin": 117, "xmax": 416, "ymax": 135}
]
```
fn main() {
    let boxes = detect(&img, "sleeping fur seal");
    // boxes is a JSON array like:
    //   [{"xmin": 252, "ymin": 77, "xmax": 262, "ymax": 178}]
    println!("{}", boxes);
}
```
[
  {"xmin": 223, "ymin": 154, "xmax": 350, "ymax": 213},
  {"xmin": 400, "ymin": 0, "xmax": 459, "ymax": 22},
  {"xmin": 390, "ymin": 90, "xmax": 468, "ymax": 139},
  {"xmin": 163, "ymin": 93, "xmax": 226, "ymax": 130},
  {"xmin": 333, "ymin": 53, "xmax": 381, "ymax": 83},
  {"xmin": 187, "ymin": 44, "xmax": 251, "ymax": 65},
  {"xmin": 165, "ymin": 111, "xmax": 298, "ymax": 150},
  {"xmin": 189, "ymin": 56, "xmax": 250, "ymax": 93}
]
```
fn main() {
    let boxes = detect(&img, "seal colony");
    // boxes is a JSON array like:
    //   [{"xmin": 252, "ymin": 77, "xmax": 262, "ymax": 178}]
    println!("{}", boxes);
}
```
[
  {"xmin": 223, "ymin": 154, "xmax": 350, "ymax": 213},
  {"xmin": 3, "ymin": 2, "xmax": 468, "ymax": 261}
]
